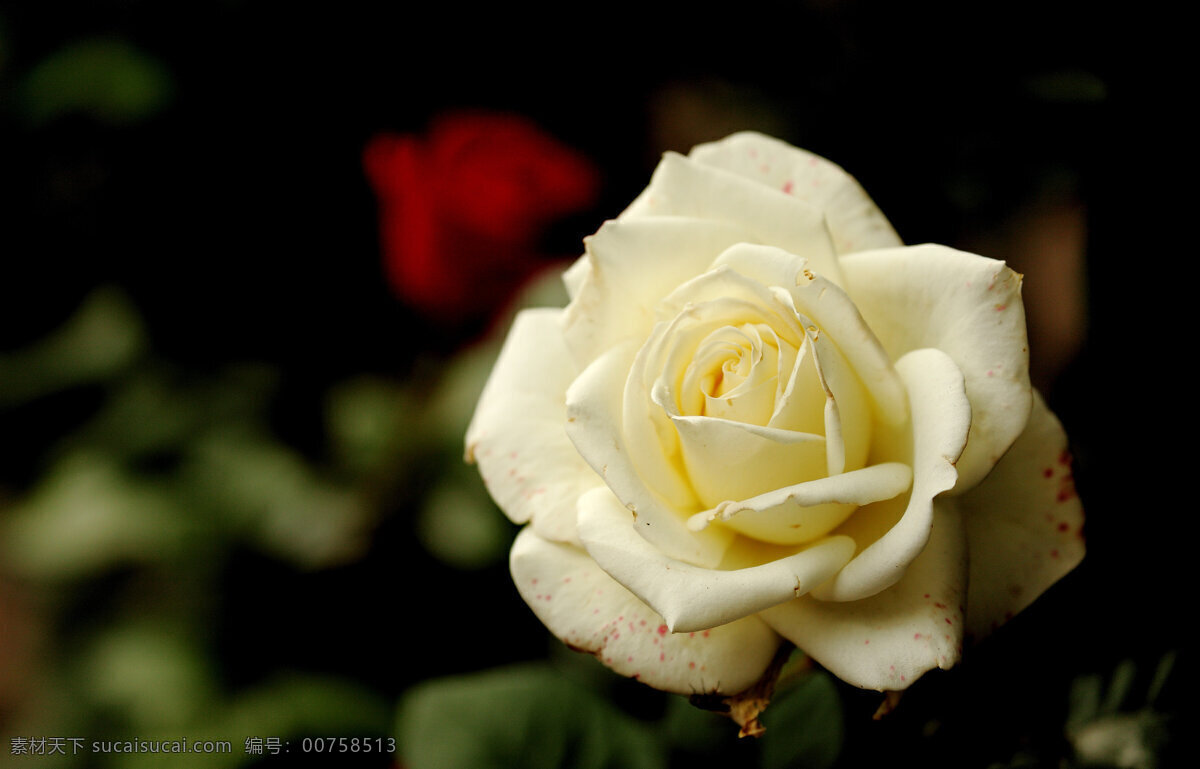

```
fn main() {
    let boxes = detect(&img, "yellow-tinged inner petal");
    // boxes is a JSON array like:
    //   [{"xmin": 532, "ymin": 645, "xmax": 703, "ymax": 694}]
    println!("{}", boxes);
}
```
[
  {"xmin": 678, "ymin": 322, "xmax": 800, "ymax": 428},
  {"xmin": 625, "ymin": 262, "xmax": 885, "ymax": 547}
]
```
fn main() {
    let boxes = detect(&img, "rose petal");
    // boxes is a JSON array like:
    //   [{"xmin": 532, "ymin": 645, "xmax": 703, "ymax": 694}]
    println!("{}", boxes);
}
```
[
  {"xmin": 669, "ymin": 414, "xmax": 829, "ymax": 510},
  {"xmin": 562, "ymin": 254, "xmax": 589, "ymax": 301},
  {"xmin": 625, "ymin": 274, "xmax": 820, "ymax": 511},
  {"xmin": 510, "ymin": 526, "xmax": 782, "ymax": 695},
  {"xmin": 689, "ymin": 462, "xmax": 913, "ymax": 546},
  {"xmin": 578, "ymin": 486, "xmax": 857, "ymax": 633},
  {"xmin": 563, "ymin": 216, "xmax": 756, "ymax": 367},
  {"xmin": 811, "ymin": 348, "xmax": 971, "ymax": 601},
  {"xmin": 957, "ymin": 389, "xmax": 1085, "ymax": 639},
  {"xmin": 687, "ymin": 131, "xmax": 904, "ymax": 256},
  {"xmin": 566, "ymin": 341, "xmax": 734, "ymax": 567},
  {"xmin": 620, "ymin": 152, "xmax": 845, "ymax": 285},
  {"xmin": 760, "ymin": 502, "xmax": 968, "ymax": 691},
  {"xmin": 711, "ymin": 244, "xmax": 908, "ymax": 430},
  {"xmin": 466, "ymin": 308, "xmax": 601, "ymax": 544},
  {"xmin": 840, "ymin": 244, "xmax": 1032, "ymax": 491}
]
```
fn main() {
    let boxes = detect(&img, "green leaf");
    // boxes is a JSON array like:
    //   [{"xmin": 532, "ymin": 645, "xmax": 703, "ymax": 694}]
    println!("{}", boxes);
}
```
[
  {"xmin": 758, "ymin": 670, "xmax": 843, "ymax": 769},
  {"xmin": 416, "ymin": 462, "xmax": 513, "ymax": 570},
  {"xmin": 398, "ymin": 664, "xmax": 666, "ymax": 769},
  {"xmin": 105, "ymin": 674, "xmax": 391, "ymax": 769},
  {"xmin": 0, "ymin": 286, "xmax": 145, "ymax": 407},
  {"xmin": 18, "ymin": 37, "xmax": 173, "ymax": 125},
  {"xmin": 1, "ymin": 451, "xmax": 194, "ymax": 580}
]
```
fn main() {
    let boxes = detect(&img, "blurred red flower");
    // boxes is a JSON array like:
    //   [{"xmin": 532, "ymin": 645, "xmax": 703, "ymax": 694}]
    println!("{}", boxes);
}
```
[{"xmin": 363, "ymin": 112, "xmax": 600, "ymax": 325}]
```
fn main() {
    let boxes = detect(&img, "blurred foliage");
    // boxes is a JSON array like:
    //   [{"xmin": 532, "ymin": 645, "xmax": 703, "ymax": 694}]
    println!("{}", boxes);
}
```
[
  {"xmin": 0, "ymin": 288, "xmax": 145, "ymax": 408},
  {"xmin": 398, "ymin": 663, "xmax": 665, "ymax": 769},
  {"xmin": 759, "ymin": 667, "xmax": 843, "ymax": 769},
  {"xmin": 1, "ymin": 288, "xmax": 375, "ymax": 581},
  {"xmin": 1064, "ymin": 654, "xmax": 1177, "ymax": 769},
  {"xmin": 398, "ymin": 657, "xmax": 845, "ymax": 769},
  {"xmin": 14, "ymin": 37, "xmax": 173, "ymax": 126},
  {"xmin": 0, "ymin": 286, "xmax": 403, "ymax": 766}
]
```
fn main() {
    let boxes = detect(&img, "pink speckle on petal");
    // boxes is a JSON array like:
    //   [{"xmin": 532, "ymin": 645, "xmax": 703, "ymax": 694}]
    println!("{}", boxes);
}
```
[
  {"xmin": 657, "ymin": 624, "xmax": 668, "ymax": 636},
  {"xmin": 782, "ymin": 180, "xmax": 794, "ymax": 194}
]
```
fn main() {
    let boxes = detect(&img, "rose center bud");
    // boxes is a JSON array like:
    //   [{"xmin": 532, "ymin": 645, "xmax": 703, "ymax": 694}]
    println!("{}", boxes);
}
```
[
  {"xmin": 660, "ymin": 312, "xmax": 869, "ymax": 512},
  {"xmin": 680, "ymin": 322, "xmax": 794, "ymax": 427}
]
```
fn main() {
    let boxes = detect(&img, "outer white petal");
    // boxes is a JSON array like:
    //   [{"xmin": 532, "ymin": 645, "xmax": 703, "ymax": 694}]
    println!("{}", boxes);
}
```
[
  {"xmin": 811, "ymin": 348, "xmax": 970, "ymax": 601},
  {"xmin": 840, "ymin": 244, "xmax": 1032, "ymax": 491},
  {"xmin": 510, "ymin": 526, "xmax": 782, "ymax": 695},
  {"xmin": 562, "ymin": 254, "xmax": 589, "ymax": 301},
  {"xmin": 761, "ymin": 503, "xmax": 968, "ymax": 691},
  {"xmin": 578, "ymin": 486, "xmax": 856, "ymax": 633},
  {"xmin": 566, "ymin": 341, "xmax": 734, "ymax": 567},
  {"xmin": 957, "ymin": 390, "xmax": 1085, "ymax": 640},
  {"xmin": 620, "ymin": 152, "xmax": 845, "ymax": 285},
  {"xmin": 465, "ymin": 308, "xmax": 602, "ymax": 544},
  {"xmin": 562, "ymin": 216, "xmax": 756, "ymax": 367},
  {"xmin": 687, "ymin": 131, "xmax": 904, "ymax": 255}
]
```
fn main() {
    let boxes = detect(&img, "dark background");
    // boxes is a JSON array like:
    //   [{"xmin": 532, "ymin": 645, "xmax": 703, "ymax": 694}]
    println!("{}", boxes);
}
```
[{"xmin": 0, "ymin": 1, "xmax": 1190, "ymax": 767}]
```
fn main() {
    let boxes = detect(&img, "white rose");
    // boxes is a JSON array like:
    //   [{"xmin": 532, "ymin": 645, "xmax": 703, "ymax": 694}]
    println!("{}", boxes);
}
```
[{"xmin": 466, "ymin": 132, "xmax": 1084, "ymax": 696}]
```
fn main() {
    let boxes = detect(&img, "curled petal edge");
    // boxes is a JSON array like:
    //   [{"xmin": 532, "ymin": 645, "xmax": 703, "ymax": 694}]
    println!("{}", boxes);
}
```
[
  {"xmin": 578, "ymin": 486, "xmax": 856, "ymax": 633},
  {"xmin": 811, "ymin": 347, "xmax": 971, "ymax": 602},
  {"xmin": 510, "ymin": 526, "xmax": 783, "ymax": 695},
  {"xmin": 688, "ymin": 462, "xmax": 912, "ymax": 534}
]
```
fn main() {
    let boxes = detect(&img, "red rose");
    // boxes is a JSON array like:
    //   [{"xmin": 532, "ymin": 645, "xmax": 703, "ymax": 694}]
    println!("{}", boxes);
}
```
[{"xmin": 364, "ymin": 112, "xmax": 599, "ymax": 325}]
